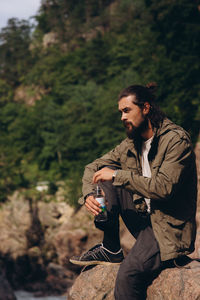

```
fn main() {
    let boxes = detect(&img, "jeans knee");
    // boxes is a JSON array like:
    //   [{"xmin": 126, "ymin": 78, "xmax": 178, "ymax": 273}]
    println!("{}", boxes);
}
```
[
  {"xmin": 114, "ymin": 266, "xmax": 129, "ymax": 296},
  {"xmin": 99, "ymin": 180, "xmax": 115, "ymax": 193}
]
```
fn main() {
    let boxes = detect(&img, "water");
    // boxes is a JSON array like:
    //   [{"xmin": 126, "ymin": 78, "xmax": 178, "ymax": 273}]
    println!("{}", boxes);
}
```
[{"xmin": 15, "ymin": 290, "xmax": 67, "ymax": 300}]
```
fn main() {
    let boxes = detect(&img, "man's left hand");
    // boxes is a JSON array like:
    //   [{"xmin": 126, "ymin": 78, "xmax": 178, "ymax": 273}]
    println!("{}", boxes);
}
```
[{"xmin": 92, "ymin": 167, "xmax": 115, "ymax": 183}]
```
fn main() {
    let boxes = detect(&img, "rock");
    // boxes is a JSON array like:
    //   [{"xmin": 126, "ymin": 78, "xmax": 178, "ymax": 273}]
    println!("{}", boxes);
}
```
[
  {"xmin": 82, "ymin": 26, "xmax": 105, "ymax": 41},
  {"xmin": 194, "ymin": 229, "xmax": 200, "ymax": 259},
  {"xmin": 43, "ymin": 32, "xmax": 58, "ymax": 48},
  {"xmin": 0, "ymin": 192, "xmax": 77, "ymax": 294},
  {"xmin": 0, "ymin": 271, "xmax": 16, "ymax": 300},
  {"xmin": 46, "ymin": 263, "xmax": 73, "ymax": 292},
  {"xmin": 147, "ymin": 260, "xmax": 200, "ymax": 300},
  {"xmin": 68, "ymin": 260, "xmax": 200, "ymax": 300},
  {"xmin": 0, "ymin": 192, "xmax": 31, "ymax": 259},
  {"xmin": 190, "ymin": 212, "xmax": 200, "ymax": 259},
  {"xmin": 53, "ymin": 206, "xmax": 103, "ymax": 269},
  {"xmin": 14, "ymin": 85, "xmax": 49, "ymax": 105},
  {"xmin": 68, "ymin": 264, "xmax": 118, "ymax": 300}
]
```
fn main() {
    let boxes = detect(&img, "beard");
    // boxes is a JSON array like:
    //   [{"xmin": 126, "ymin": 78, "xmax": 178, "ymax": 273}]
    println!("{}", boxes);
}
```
[{"xmin": 123, "ymin": 117, "xmax": 149, "ymax": 143}]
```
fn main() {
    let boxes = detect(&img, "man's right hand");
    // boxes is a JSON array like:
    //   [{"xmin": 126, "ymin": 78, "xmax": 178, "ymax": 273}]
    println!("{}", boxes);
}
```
[{"xmin": 85, "ymin": 194, "xmax": 102, "ymax": 216}]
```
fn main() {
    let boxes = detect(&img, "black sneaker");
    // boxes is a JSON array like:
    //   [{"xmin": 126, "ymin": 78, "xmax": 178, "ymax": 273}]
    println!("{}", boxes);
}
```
[{"xmin": 69, "ymin": 244, "xmax": 124, "ymax": 266}]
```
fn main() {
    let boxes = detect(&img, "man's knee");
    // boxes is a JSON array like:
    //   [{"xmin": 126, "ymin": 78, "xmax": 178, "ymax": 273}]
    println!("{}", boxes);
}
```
[
  {"xmin": 99, "ymin": 180, "xmax": 117, "ymax": 194},
  {"xmin": 114, "ymin": 266, "xmax": 143, "ymax": 300}
]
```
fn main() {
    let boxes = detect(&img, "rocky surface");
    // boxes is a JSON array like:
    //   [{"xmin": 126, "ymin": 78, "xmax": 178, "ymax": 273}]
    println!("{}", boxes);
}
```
[
  {"xmin": 68, "ymin": 260, "xmax": 200, "ymax": 300},
  {"xmin": 0, "ymin": 189, "xmax": 133, "ymax": 297},
  {"xmin": 14, "ymin": 85, "xmax": 50, "ymax": 105},
  {"xmin": 147, "ymin": 259, "xmax": 200, "ymax": 300},
  {"xmin": 0, "ymin": 190, "xmax": 78, "ymax": 295},
  {"xmin": 68, "ymin": 265, "xmax": 118, "ymax": 300},
  {"xmin": 43, "ymin": 32, "xmax": 58, "ymax": 48},
  {"xmin": 0, "ymin": 188, "xmax": 105, "ymax": 296}
]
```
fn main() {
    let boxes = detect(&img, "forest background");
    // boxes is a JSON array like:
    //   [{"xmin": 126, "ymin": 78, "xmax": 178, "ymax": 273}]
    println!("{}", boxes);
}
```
[{"xmin": 0, "ymin": 0, "xmax": 199, "ymax": 206}]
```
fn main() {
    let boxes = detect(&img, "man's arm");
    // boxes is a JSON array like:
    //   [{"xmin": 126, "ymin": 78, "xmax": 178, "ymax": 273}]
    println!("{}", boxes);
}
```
[
  {"xmin": 112, "ymin": 135, "xmax": 195, "ymax": 200},
  {"xmin": 82, "ymin": 143, "xmax": 122, "ymax": 198},
  {"xmin": 82, "ymin": 143, "xmax": 122, "ymax": 216},
  {"xmin": 93, "ymin": 134, "xmax": 196, "ymax": 201}
]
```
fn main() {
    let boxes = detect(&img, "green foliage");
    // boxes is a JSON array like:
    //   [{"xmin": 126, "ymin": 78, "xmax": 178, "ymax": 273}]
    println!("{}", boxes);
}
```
[
  {"xmin": 0, "ymin": 80, "xmax": 13, "ymax": 102},
  {"xmin": 0, "ymin": 18, "xmax": 33, "ymax": 86},
  {"xmin": 145, "ymin": 0, "xmax": 200, "ymax": 140},
  {"xmin": 0, "ymin": 0, "xmax": 199, "ymax": 206}
]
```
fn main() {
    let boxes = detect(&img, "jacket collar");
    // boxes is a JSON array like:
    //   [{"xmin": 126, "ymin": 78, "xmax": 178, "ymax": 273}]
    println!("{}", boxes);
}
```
[{"xmin": 155, "ymin": 118, "xmax": 177, "ymax": 137}]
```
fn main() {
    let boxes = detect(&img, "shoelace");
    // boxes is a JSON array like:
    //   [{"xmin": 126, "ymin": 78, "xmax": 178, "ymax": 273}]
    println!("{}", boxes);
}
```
[{"xmin": 81, "ymin": 246, "xmax": 102, "ymax": 259}]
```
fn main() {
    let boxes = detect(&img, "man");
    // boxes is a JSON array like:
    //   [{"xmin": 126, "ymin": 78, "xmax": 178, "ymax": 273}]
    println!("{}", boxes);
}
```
[{"xmin": 70, "ymin": 83, "xmax": 197, "ymax": 300}]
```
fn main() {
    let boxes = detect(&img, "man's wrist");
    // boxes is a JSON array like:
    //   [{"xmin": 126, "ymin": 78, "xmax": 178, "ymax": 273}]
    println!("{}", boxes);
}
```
[
  {"xmin": 84, "ymin": 192, "xmax": 94, "ymax": 203},
  {"xmin": 112, "ymin": 170, "xmax": 118, "ymax": 182}
]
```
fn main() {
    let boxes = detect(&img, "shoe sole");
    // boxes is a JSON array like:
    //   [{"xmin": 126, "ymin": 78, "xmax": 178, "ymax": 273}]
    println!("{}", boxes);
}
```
[{"xmin": 69, "ymin": 258, "xmax": 122, "ymax": 266}]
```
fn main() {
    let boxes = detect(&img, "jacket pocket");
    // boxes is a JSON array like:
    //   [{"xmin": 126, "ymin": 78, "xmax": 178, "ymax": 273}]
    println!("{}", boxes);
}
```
[
  {"xmin": 167, "ymin": 221, "xmax": 186, "ymax": 230},
  {"xmin": 164, "ymin": 214, "xmax": 187, "ymax": 243},
  {"xmin": 164, "ymin": 214, "xmax": 186, "ymax": 228}
]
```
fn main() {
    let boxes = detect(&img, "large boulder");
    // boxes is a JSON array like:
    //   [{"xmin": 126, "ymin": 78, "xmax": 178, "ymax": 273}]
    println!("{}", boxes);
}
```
[
  {"xmin": 147, "ymin": 259, "xmax": 200, "ymax": 300},
  {"xmin": 68, "ymin": 260, "xmax": 200, "ymax": 300},
  {"xmin": 53, "ymin": 206, "xmax": 103, "ymax": 271},
  {"xmin": 0, "ymin": 191, "xmax": 76, "ymax": 294},
  {"xmin": 68, "ymin": 264, "xmax": 118, "ymax": 300}
]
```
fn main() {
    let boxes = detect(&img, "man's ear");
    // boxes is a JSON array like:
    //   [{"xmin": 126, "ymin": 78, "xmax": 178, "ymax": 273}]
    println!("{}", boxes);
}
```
[{"xmin": 143, "ymin": 102, "xmax": 151, "ymax": 115}]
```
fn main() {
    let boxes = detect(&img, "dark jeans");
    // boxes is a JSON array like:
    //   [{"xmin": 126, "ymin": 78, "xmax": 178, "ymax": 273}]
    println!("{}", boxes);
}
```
[{"xmin": 95, "ymin": 181, "xmax": 162, "ymax": 300}]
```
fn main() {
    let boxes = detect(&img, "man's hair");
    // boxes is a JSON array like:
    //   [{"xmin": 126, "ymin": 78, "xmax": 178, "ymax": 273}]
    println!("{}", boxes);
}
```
[{"xmin": 118, "ymin": 82, "xmax": 165, "ymax": 128}]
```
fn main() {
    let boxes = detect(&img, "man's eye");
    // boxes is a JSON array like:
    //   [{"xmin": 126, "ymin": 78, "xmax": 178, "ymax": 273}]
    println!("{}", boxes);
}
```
[{"xmin": 124, "ymin": 108, "xmax": 130, "ymax": 113}]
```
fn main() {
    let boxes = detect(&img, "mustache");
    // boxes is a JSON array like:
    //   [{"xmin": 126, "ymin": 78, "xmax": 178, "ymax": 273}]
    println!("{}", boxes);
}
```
[{"xmin": 123, "ymin": 120, "xmax": 133, "ymax": 128}]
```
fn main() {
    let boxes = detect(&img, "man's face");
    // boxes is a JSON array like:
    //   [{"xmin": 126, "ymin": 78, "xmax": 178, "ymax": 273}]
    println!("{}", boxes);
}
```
[{"xmin": 118, "ymin": 95, "xmax": 149, "ymax": 139}]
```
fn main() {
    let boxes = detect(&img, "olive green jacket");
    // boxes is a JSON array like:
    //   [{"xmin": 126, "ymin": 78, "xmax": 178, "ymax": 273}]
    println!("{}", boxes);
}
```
[{"xmin": 82, "ymin": 118, "xmax": 197, "ymax": 261}]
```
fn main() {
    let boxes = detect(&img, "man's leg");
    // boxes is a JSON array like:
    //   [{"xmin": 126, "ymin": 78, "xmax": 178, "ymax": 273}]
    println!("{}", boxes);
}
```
[
  {"xmin": 114, "ymin": 226, "xmax": 161, "ymax": 300},
  {"xmin": 71, "ymin": 180, "xmax": 162, "ymax": 295},
  {"xmin": 97, "ymin": 181, "xmax": 162, "ymax": 300},
  {"xmin": 96, "ymin": 181, "xmax": 152, "ymax": 251}
]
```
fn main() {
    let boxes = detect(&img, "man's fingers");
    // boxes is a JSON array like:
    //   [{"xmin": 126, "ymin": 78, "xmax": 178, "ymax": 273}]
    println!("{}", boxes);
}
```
[
  {"xmin": 92, "ymin": 170, "xmax": 102, "ymax": 183},
  {"xmin": 85, "ymin": 195, "xmax": 101, "ymax": 215},
  {"xmin": 92, "ymin": 172, "xmax": 102, "ymax": 183},
  {"xmin": 92, "ymin": 167, "xmax": 114, "ymax": 183},
  {"xmin": 85, "ymin": 203, "xmax": 97, "ymax": 216},
  {"xmin": 85, "ymin": 200, "xmax": 100, "ymax": 212}
]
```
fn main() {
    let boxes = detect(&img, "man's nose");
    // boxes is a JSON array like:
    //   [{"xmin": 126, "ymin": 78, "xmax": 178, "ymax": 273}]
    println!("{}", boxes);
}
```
[{"xmin": 121, "ymin": 113, "xmax": 126, "ymax": 121}]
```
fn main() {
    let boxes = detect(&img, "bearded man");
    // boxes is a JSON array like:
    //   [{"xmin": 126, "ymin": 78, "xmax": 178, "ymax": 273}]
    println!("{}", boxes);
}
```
[{"xmin": 70, "ymin": 83, "xmax": 197, "ymax": 300}]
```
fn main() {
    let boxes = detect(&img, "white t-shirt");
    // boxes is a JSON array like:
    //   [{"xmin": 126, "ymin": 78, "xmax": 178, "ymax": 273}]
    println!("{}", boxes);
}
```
[{"xmin": 141, "ymin": 136, "xmax": 154, "ymax": 213}]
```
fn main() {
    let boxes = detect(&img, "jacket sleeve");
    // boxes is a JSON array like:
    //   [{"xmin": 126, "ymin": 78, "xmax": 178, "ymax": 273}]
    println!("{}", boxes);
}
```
[
  {"xmin": 113, "ymin": 135, "xmax": 195, "ymax": 200},
  {"xmin": 82, "ymin": 144, "xmax": 122, "ymax": 198}
]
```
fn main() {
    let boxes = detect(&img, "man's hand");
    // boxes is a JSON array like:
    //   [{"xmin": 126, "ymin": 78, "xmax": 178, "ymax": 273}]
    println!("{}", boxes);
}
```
[
  {"xmin": 92, "ymin": 167, "xmax": 115, "ymax": 184},
  {"xmin": 85, "ymin": 194, "xmax": 102, "ymax": 216}
]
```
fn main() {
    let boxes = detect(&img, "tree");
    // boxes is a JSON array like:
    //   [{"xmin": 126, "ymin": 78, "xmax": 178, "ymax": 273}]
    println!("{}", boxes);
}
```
[
  {"xmin": 145, "ymin": 0, "xmax": 200, "ymax": 141},
  {"xmin": 0, "ymin": 18, "xmax": 33, "ymax": 87}
]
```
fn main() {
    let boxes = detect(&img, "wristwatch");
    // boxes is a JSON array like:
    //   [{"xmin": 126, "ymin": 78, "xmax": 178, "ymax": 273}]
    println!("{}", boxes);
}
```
[{"xmin": 112, "ymin": 170, "xmax": 118, "ymax": 182}]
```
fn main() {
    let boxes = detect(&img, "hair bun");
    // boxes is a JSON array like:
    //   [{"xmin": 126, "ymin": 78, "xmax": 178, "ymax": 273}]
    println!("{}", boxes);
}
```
[{"xmin": 146, "ymin": 82, "xmax": 157, "ymax": 94}]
